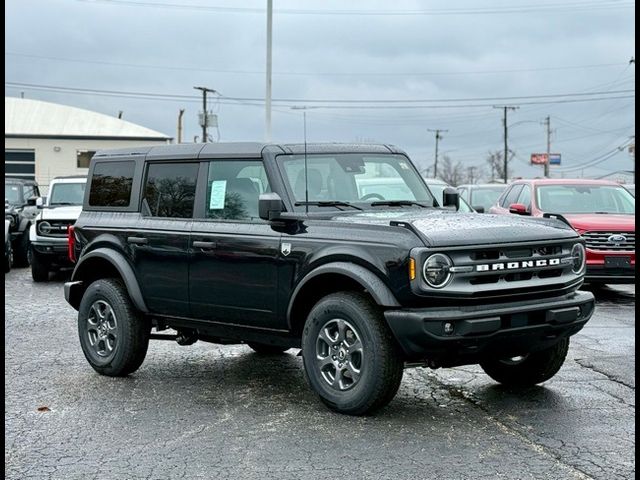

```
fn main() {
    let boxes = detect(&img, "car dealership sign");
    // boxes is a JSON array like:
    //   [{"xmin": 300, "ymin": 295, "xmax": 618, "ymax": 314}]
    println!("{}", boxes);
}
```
[{"xmin": 530, "ymin": 153, "xmax": 561, "ymax": 165}]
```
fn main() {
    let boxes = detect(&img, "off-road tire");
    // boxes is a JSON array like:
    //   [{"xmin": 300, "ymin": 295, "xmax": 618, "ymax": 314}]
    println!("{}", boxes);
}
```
[
  {"xmin": 78, "ymin": 278, "xmax": 150, "ymax": 377},
  {"xmin": 12, "ymin": 231, "xmax": 30, "ymax": 267},
  {"xmin": 4, "ymin": 244, "xmax": 12, "ymax": 273},
  {"xmin": 480, "ymin": 338, "xmax": 570, "ymax": 386},
  {"xmin": 247, "ymin": 343, "xmax": 290, "ymax": 355},
  {"xmin": 301, "ymin": 292, "xmax": 404, "ymax": 416},
  {"xmin": 30, "ymin": 251, "xmax": 49, "ymax": 282}
]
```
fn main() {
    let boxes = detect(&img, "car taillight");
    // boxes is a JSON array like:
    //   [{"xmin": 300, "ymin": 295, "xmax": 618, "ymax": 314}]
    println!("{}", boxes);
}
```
[{"xmin": 68, "ymin": 225, "xmax": 76, "ymax": 263}]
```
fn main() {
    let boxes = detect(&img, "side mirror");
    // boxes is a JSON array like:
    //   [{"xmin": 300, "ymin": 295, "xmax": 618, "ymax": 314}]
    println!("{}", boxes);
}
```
[
  {"xmin": 442, "ymin": 187, "xmax": 460, "ymax": 210},
  {"xmin": 509, "ymin": 203, "xmax": 530, "ymax": 215},
  {"xmin": 36, "ymin": 197, "xmax": 46, "ymax": 208},
  {"xmin": 259, "ymin": 192, "xmax": 285, "ymax": 221},
  {"xmin": 26, "ymin": 196, "xmax": 37, "ymax": 206},
  {"xmin": 473, "ymin": 205, "xmax": 485, "ymax": 213}
]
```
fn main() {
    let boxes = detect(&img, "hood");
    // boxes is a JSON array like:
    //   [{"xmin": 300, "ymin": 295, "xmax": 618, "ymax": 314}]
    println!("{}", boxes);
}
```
[
  {"xmin": 562, "ymin": 213, "xmax": 635, "ymax": 233},
  {"xmin": 38, "ymin": 205, "xmax": 83, "ymax": 221},
  {"xmin": 331, "ymin": 209, "xmax": 578, "ymax": 247}
]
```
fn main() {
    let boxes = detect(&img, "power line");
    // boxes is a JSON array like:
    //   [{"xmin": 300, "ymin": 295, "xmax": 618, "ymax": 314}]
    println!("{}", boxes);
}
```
[
  {"xmin": 5, "ymin": 52, "xmax": 628, "ymax": 77},
  {"xmin": 5, "ymin": 81, "xmax": 633, "ymax": 107},
  {"xmin": 74, "ymin": 0, "xmax": 634, "ymax": 16}
]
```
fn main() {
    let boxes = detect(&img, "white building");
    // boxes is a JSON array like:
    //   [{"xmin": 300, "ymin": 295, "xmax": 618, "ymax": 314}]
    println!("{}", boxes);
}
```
[{"xmin": 5, "ymin": 97, "xmax": 171, "ymax": 192}]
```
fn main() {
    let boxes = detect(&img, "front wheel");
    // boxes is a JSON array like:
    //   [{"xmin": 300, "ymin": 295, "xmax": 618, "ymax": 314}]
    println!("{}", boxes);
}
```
[
  {"xmin": 480, "ymin": 338, "xmax": 570, "ymax": 386},
  {"xmin": 78, "ymin": 278, "xmax": 150, "ymax": 376},
  {"xmin": 31, "ymin": 251, "xmax": 49, "ymax": 282},
  {"xmin": 12, "ymin": 231, "xmax": 30, "ymax": 267},
  {"xmin": 301, "ymin": 292, "xmax": 404, "ymax": 416}
]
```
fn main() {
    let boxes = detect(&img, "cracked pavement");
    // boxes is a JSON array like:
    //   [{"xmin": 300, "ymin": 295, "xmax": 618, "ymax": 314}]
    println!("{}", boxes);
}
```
[{"xmin": 5, "ymin": 268, "xmax": 635, "ymax": 479}]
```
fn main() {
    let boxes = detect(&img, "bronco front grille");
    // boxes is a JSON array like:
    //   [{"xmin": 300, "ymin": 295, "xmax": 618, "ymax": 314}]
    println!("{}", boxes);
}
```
[
  {"xmin": 582, "ymin": 231, "xmax": 635, "ymax": 251},
  {"xmin": 37, "ymin": 220, "xmax": 74, "ymax": 237}
]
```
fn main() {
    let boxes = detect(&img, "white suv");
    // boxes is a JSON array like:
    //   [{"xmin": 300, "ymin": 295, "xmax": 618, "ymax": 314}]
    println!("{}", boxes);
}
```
[{"xmin": 29, "ymin": 176, "xmax": 87, "ymax": 282}]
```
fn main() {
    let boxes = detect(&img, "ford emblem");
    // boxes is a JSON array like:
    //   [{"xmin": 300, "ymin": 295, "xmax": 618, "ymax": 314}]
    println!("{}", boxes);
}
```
[{"xmin": 608, "ymin": 234, "xmax": 627, "ymax": 245}]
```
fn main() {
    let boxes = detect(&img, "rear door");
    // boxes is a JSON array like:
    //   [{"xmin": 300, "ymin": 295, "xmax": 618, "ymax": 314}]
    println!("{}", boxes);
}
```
[
  {"xmin": 189, "ymin": 158, "xmax": 282, "ymax": 328},
  {"xmin": 132, "ymin": 161, "xmax": 199, "ymax": 314}
]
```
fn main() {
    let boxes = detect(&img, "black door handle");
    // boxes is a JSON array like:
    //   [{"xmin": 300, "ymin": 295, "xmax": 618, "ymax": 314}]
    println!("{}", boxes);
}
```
[
  {"xmin": 193, "ymin": 240, "xmax": 216, "ymax": 250},
  {"xmin": 127, "ymin": 236, "xmax": 148, "ymax": 245}
]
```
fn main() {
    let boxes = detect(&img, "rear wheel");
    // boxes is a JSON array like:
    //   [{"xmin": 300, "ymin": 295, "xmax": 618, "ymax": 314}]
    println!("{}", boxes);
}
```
[
  {"xmin": 480, "ymin": 338, "xmax": 570, "ymax": 386},
  {"xmin": 31, "ymin": 251, "xmax": 49, "ymax": 282},
  {"xmin": 247, "ymin": 342, "xmax": 290, "ymax": 355},
  {"xmin": 78, "ymin": 278, "xmax": 150, "ymax": 376},
  {"xmin": 4, "ymin": 243, "xmax": 12, "ymax": 273},
  {"xmin": 301, "ymin": 292, "xmax": 404, "ymax": 416}
]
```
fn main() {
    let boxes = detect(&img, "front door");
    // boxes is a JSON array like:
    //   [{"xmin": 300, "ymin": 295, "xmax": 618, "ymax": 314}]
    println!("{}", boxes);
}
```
[{"xmin": 189, "ymin": 159, "xmax": 281, "ymax": 328}]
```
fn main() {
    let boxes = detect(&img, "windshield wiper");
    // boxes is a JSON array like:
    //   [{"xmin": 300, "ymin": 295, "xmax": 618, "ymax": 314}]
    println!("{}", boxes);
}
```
[
  {"xmin": 50, "ymin": 202, "xmax": 77, "ymax": 206},
  {"xmin": 295, "ymin": 201, "xmax": 362, "ymax": 211},
  {"xmin": 370, "ymin": 200, "xmax": 429, "ymax": 208}
]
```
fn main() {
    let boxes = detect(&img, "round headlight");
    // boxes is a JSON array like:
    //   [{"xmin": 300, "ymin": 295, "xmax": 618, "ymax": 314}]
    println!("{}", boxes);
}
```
[
  {"xmin": 422, "ymin": 253, "xmax": 453, "ymax": 288},
  {"xmin": 37, "ymin": 221, "xmax": 51, "ymax": 235},
  {"xmin": 571, "ymin": 243, "xmax": 586, "ymax": 274}
]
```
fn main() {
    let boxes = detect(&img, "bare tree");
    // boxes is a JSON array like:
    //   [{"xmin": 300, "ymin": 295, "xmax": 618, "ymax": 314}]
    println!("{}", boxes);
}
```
[
  {"xmin": 437, "ymin": 155, "xmax": 466, "ymax": 186},
  {"xmin": 485, "ymin": 150, "xmax": 514, "ymax": 182}
]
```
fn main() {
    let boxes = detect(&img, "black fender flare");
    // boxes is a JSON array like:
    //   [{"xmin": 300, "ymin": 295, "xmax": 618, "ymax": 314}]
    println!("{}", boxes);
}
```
[
  {"xmin": 72, "ymin": 247, "xmax": 148, "ymax": 313},
  {"xmin": 286, "ymin": 261, "xmax": 400, "ymax": 326}
]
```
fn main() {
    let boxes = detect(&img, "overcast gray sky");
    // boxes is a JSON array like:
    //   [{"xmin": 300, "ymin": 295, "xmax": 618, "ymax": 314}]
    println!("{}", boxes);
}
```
[{"xmin": 5, "ymin": 0, "xmax": 636, "ymax": 181}]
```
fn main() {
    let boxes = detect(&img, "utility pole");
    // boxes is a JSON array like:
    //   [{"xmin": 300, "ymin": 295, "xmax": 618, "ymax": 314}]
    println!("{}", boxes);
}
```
[
  {"xmin": 428, "ymin": 129, "xmax": 448, "ymax": 178},
  {"xmin": 468, "ymin": 166, "xmax": 476, "ymax": 184},
  {"xmin": 629, "ymin": 136, "xmax": 635, "ymax": 183},
  {"xmin": 177, "ymin": 109, "xmax": 185, "ymax": 144},
  {"xmin": 193, "ymin": 86, "xmax": 217, "ymax": 143},
  {"xmin": 494, "ymin": 106, "xmax": 518, "ymax": 183},
  {"xmin": 265, "ymin": 0, "xmax": 273, "ymax": 141},
  {"xmin": 543, "ymin": 116, "xmax": 551, "ymax": 178}
]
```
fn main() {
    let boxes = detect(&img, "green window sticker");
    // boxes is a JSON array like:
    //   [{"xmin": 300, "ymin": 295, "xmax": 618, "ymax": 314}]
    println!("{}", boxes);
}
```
[{"xmin": 209, "ymin": 180, "xmax": 227, "ymax": 210}]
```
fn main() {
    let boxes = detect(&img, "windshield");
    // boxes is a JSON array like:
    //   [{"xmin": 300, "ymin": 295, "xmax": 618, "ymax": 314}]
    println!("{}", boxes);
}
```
[
  {"xmin": 49, "ymin": 182, "xmax": 86, "ymax": 206},
  {"xmin": 5, "ymin": 183, "xmax": 23, "ymax": 205},
  {"xmin": 536, "ymin": 184, "xmax": 635, "ymax": 214},
  {"xmin": 278, "ymin": 154, "xmax": 435, "ymax": 210},
  {"xmin": 470, "ymin": 186, "xmax": 506, "ymax": 211},
  {"xmin": 425, "ymin": 182, "xmax": 473, "ymax": 213}
]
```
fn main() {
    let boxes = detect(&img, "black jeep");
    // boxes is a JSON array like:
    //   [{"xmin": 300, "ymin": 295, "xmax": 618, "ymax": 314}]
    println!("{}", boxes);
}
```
[
  {"xmin": 65, "ymin": 143, "xmax": 595, "ymax": 415},
  {"xmin": 5, "ymin": 178, "xmax": 40, "ymax": 267}
]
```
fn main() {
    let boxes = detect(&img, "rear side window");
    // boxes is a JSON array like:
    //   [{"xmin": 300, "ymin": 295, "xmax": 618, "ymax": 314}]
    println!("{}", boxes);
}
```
[
  {"xmin": 142, "ymin": 162, "xmax": 199, "ymax": 218},
  {"xmin": 89, "ymin": 161, "xmax": 135, "ymax": 207}
]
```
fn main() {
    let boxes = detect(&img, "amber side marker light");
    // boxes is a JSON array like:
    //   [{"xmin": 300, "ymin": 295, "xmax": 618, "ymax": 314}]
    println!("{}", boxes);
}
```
[{"xmin": 409, "ymin": 257, "xmax": 416, "ymax": 280}]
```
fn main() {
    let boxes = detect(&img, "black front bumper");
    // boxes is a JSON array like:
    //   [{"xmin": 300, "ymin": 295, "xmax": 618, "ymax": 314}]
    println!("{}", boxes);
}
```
[
  {"xmin": 585, "ymin": 265, "xmax": 635, "ymax": 284},
  {"xmin": 31, "ymin": 242, "xmax": 72, "ymax": 267},
  {"xmin": 384, "ymin": 290, "xmax": 595, "ymax": 366}
]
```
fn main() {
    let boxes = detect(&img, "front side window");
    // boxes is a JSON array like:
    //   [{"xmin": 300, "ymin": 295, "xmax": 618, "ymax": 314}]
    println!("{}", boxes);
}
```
[
  {"xmin": 517, "ymin": 185, "xmax": 532, "ymax": 210},
  {"xmin": 278, "ymin": 154, "xmax": 434, "ymax": 210},
  {"xmin": 49, "ymin": 182, "xmax": 86, "ymax": 206},
  {"xmin": 88, "ymin": 161, "xmax": 135, "ymax": 207},
  {"xmin": 205, "ymin": 160, "xmax": 271, "ymax": 220},
  {"xmin": 143, "ymin": 162, "xmax": 199, "ymax": 218},
  {"xmin": 500, "ymin": 184, "xmax": 523, "ymax": 208},
  {"xmin": 536, "ymin": 184, "xmax": 635, "ymax": 214}
]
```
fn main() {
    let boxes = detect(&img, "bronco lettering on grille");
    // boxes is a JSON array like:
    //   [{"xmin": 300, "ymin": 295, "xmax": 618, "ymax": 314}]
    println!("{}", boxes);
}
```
[{"xmin": 477, "ymin": 258, "xmax": 561, "ymax": 272}]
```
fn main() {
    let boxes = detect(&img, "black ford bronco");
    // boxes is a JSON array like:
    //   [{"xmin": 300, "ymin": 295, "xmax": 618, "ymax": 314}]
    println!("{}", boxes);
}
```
[{"xmin": 65, "ymin": 143, "xmax": 595, "ymax": 415}]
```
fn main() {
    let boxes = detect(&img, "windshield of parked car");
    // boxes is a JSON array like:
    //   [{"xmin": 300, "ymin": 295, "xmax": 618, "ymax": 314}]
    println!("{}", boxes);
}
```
[
  {"xmin": 425, "ymin": 182, "xmax": 473, "ymax": 213},
  {"xmin": 49, "ymin": 182, "xmax": 86, "ymax": 206},
  {"xmin": 5, "ymin": 183, "xmax": 23, "ymax": 205},
  {"xmin": 470, "ymin": 186, "xmax": 506, "ymax": 211},
  {"xmin": 536, "ymin": 184, "xmax": 635, "ymax": 214},
  {"xmin": 278, "ymin": 154, "xmax": 435, "ymax": 210}
]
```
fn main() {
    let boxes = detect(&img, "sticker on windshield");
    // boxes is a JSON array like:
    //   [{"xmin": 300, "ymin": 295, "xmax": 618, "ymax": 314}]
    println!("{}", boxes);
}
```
[
  {"xmin": 209, "ymin": 180, "xmax": 227, "ymax": 210},
  {"xmin": 399, "ymin": 161, "xmax": 410, "ymax": 170}
]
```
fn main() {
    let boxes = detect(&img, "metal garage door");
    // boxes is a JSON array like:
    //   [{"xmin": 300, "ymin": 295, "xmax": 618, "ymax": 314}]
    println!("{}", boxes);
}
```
[{"xmin": 5, "ymin": 149, "xmax": 35, "ymax": 180}]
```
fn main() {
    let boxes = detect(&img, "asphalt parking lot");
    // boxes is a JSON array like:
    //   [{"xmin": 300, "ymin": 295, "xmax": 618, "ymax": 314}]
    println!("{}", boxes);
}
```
[{"xmin": 5, "ymin": 267, "xmax": 635, "ymax": 480}]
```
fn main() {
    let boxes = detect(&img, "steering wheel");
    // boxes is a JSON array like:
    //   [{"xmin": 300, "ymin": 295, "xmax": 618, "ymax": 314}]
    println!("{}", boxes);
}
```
[{"xmin": 360, "ymin": 193, "xmax": 386, "ymax": 201}]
